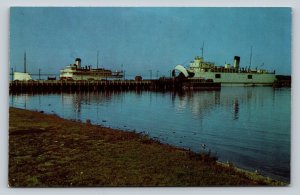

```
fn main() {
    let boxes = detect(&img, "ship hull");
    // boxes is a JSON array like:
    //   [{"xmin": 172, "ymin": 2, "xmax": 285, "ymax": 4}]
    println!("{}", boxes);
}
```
[
  {"xmin": 60, "ymin": 74, "xmax": 123, "ymax": 81},
  {"xmin": 60, "ymin": 74, "xmax": 107, "ymax": 81},
  {"xmin": 190, "ymin": 72, "xmax": 276, "ymax": 86}
]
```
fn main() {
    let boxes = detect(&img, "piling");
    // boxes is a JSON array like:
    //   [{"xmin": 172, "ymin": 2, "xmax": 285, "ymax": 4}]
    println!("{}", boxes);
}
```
[{"xmin": 9, "ymin": 79, "xmax": 221, "ymax": 93}]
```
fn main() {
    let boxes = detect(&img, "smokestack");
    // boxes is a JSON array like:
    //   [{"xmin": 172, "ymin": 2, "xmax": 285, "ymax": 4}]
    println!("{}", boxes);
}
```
[
  {"xmin": 75, "ymin": 58, "xmax": 81, "ymax": 68},
  {"xmin": 233, "ymin": 56, "xmax": 240, "ymax": 69}
]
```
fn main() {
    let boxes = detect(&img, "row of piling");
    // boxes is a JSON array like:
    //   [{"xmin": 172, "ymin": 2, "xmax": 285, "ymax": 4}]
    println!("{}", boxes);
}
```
[{"xmin": 9, "ymin": 79, "xmax": 221, "ymax": 93}]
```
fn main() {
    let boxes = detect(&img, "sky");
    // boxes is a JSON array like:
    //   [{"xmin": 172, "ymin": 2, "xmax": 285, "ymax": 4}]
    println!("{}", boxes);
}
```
[{"xmin": 10, "ymin": 7, "xmax": 291, "ymax": 78}]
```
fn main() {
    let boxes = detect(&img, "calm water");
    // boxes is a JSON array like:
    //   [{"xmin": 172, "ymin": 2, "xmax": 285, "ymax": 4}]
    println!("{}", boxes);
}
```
[{"xmin": 9, "ymin": 87, "xmax": 291, "ymax": 182}]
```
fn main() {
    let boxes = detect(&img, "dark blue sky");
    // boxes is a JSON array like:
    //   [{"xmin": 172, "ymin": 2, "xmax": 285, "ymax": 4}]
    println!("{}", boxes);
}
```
[{"xmin": 10, "ymin": 7, "xmax": 291, "ymax": 77}]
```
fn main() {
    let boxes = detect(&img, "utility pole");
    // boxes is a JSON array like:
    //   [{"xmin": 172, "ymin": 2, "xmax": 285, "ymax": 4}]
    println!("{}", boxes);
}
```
[
  {"xmin": 11, "ymin": 68, "xmax": 13, "ymax": 81},
  {"xmin": 39, "ymin": 69, "xmax": 41, "ymax": 80}
]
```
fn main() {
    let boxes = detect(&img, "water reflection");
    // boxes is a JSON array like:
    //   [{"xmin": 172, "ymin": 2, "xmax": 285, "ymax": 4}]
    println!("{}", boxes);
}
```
[
  {"xmin": 11, "ymin": 88, "xmax": 273, "ymax": 122},
  {"xmin": 9, "ymin": 87, "xmax": 290, "ymax": 182},
  {"xmin": 169, "ymin": 88, "xmax": 273, "ymax": 121},
  {"xmin": 171, "ymin": 91, "xmax": 220, "ymax": 118},
  {"xmin": 233, "ymin": 99, "xmax": 239, "ymax": 120}
]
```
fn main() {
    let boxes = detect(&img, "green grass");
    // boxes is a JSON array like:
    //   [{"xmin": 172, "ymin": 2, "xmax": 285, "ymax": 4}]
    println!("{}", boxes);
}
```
[{"xmin": 9, "ymin": 107, "xmax": 286, "ymax": 187}]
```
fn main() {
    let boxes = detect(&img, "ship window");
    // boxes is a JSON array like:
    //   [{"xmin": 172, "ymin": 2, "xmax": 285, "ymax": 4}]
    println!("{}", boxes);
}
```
[
  {"xmin": 215, "ymin": 74, "xmax": 221, "ymax": 78},
  {"xmin": 248, "ymin": 75, "xmax": 253, "ymax": 79}
]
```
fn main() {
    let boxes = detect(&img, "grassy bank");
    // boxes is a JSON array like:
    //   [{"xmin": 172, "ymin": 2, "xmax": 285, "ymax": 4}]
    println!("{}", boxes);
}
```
[{"xmin": 9, "ymin": 107, "xmax": 285, "ymax": 187}]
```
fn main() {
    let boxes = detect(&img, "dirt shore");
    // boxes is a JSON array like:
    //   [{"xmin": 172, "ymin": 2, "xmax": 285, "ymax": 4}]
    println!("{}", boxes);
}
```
[{"xmin": 9, "ymin": 107, "xmax": 286, "ymax": 187}]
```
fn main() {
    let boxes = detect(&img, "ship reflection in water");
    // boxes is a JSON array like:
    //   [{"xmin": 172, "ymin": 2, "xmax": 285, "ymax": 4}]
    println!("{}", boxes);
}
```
[{"xmin": 10, "ymin": 87, "xmax": 291, "ymax": 182}]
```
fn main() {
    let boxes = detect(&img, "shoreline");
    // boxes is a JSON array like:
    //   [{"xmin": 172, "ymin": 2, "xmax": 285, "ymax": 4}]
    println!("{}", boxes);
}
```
[{"xmin": 9, "ymin": 107, "xmax": 287, "ymax": 187}]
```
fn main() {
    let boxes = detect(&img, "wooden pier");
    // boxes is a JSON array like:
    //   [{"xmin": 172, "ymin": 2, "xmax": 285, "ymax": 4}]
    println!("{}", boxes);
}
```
[
  {"xmin": 9, "ymin": 79, "xmax": 221, "ymax": 93},
  {"xmin": 273, "ymin": 75, "xmax": 291, "ymax": 88}
]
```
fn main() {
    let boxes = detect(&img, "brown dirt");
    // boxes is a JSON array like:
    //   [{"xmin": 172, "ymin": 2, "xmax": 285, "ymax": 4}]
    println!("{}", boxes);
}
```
[{"xmin": 9, "ymin": 107, "xmax": 285, "ymax": 187}]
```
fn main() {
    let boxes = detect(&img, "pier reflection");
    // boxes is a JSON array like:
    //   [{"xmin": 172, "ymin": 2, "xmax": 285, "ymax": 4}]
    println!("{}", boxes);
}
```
[{"xmin": 10, "ymin": 87, "xmax": 275, "ymax": 123}]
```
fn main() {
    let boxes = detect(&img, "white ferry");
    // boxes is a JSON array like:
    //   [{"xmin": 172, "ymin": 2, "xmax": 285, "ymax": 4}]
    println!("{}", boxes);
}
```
[
  {"xmin": 175, "ymin": 55, "xmax": 276, "ymax": 86},
  {"xmin": 60, "ymin": 58, "xmax": 123, "ymax": 81}
]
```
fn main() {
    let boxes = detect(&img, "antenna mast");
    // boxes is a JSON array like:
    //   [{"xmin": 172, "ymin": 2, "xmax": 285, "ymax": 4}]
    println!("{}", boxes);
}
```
[
  {"xmin": 201, "ymin": 41, "xmax": 205, "ymax": 57},
  {"xmin": 249, "ymin": 46, "xmax": 253, "ymax": 68}
]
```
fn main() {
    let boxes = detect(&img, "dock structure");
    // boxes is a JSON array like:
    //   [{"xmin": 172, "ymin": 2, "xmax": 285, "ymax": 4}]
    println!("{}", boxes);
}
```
[
  {"xmin": 273, "ymin": 75, "xmax": 291, "ymax": 88},
  {"xmin": 9, "ymin": 79, "xmax": 221, "ymax": 93},
  {"xmin": 10, "ymin": 80, "xmax": 151, "ymax": 93}
]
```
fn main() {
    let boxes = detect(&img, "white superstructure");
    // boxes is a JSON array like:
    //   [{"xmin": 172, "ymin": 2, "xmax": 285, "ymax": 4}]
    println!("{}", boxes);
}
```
[
  {"xmin": 175, "ymin": 55, "xmax": 276, "ymax": 86},
  {"xmin": 60, "ymin": 58, "xmax": 123, "ymax": 80}
]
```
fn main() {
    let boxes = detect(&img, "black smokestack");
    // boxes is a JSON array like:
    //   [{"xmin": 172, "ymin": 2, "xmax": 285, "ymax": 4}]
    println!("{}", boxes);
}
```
[
  {"xmin": 234, "ymin": 56, "xmax": 240, "ymax": 69},
  {"xmin": 75, "ymin": 58, "xmax": 81, "ymax": 68}
]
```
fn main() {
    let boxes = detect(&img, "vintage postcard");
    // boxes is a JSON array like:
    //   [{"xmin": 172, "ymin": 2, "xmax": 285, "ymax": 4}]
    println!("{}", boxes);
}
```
[{"xmin": 9, "ymin": 7, "xmax": 291, "ymax": 187}]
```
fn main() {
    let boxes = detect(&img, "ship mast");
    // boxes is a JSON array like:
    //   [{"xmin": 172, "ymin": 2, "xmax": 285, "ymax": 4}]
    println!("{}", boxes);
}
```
[
  {"xmin": 97, "ymin": 50, "xmax": 99, "ymax": 69},
  {"xmin": 24, "ymin": 52, "xmax": 27, "ymax": 73},
  {"xmin": 201, "ymin": 41, "xmax": 205, "ymax": 58},
  {"xmin": 249, "ymin": 46, "xmax": 253, "ymax": 68}
]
